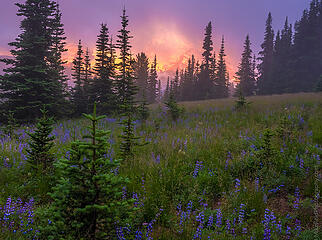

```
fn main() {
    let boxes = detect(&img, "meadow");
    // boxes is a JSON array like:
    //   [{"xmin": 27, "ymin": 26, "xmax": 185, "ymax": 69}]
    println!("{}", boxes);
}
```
[{"xmin": 0, "ymin": 92, "xmax": 321, "ymax": 239}]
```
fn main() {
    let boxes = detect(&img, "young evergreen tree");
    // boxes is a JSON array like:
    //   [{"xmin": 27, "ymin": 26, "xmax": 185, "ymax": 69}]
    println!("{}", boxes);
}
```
[
  {"xmin": 235, "ymin": 35, "xmax": 256, "ymax": 96},
  {"xmin": 116, "ymin": 8, "xmax": 137, "ymax": 113},
  {"xmin": 27, "ymin": 108, "xmax": 55, "ymax": 172},
  {"xmin": 71, "ymin": 40, "xmax": 86, "ymax": 116},
  {"xmin": 133, "ymin": 52, "xmax": 149, "ymax": 102},
  {"xmin": 257, "ymin": 12, "xmax": 275, "ymax": 95},
  {"xmin": 91, "ymin": 24, "xmax": 116, "ymax": 114},
  {"xmin": 214, "ymin": 36, "xmax": 229, "ymax": 98},
  {"xmin": 172, "ymin": 69, "xmax": 180, "ymax": 100},
  {"xmin": 0, "ymin": 0, "xmax": 66, "ymax": 122},
  {"xmin": 42, "ymin": 104, "xmax": 134, "ymax": 239},
  {"xmin": 148, "ymin": 55, "xmax": 158, "ymax": 104}
]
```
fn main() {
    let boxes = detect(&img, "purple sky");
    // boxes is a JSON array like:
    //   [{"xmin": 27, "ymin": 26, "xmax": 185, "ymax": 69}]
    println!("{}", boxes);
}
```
[{"xmin": 0, "ymin": 0, "xmax": 311, "ymax": 82}]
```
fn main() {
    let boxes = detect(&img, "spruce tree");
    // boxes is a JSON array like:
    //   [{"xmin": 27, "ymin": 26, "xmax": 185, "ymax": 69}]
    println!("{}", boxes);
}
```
[
  {"xmin": 214, "ymin": 36, "xmax": 229, "ymax": 98},
  {"xmin": 0, "ymin": 0, "xmax": 67, "ymax": 122},
  {"xmin": 291, "ymin": 0, "xmax": 322, "ymax": 92},
  {"xmin": 198, "ymin": 22, "xmax": 215, "ymax": 100},
  {"xmin": 257, "ymin": 12, "xmax": 275, "ymax": 95},
  {"xmin": 91, "ymin": 24, "xmax": 116, "ymax": 114},
  {"xmin": 48, "ymin": 2, "xmax": 69, "ymax": 117},
  {"xmin": 235, "ymin": 35, "xmax": 256, "ymax": 96},
  {"xmin": 71, "ymin": 40, "xmax": 86, "ymax": 116},
  {"xmin": 27, "ymin": 108, "xmax": 55, "ymax": 172},
  {"xmin": 271, "ymin": 18, "xmax": 293, "ymax": 94},
  {"xmin": 43, "ymin": 104, "xmax": 134, "ymax": 239},
  {"xmin": 148, "ymin": 55, "xmax": 158, "ymax": 104},
  {"xmin": 83, "ymin": 48, "xmax": 92, "ymax": 113},
  {"xmin": 133, "ymin": 52, "xmax": 149, "ymax": 102},
  {"xmin": 157, "ymin": 79, "xmax": 162, "ymax": 102},
  {"xmin": 116, "ymin": 8, "xmax": 137, "ymax": 113}
]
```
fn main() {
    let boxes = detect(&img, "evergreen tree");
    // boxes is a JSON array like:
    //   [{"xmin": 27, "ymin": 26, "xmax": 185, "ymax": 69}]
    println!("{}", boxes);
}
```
[
  {"xmin": 157, "ymin": 79, "xmax": 162, "ymax": 102},
  {"xmin": 164, "ymin": 77, "xmax": 170, "ymax": 101},
  {"xmin": 0, "ymin": 0, "xmax": 67, "ymax": 122},
  {"xmin": 71, "ymin": 40, "xmax": 86, "ymax": 116},
  {"xmin": 116, "ymin": 8, "xmax": 137, "ymax": 113},
  {"xmin": 83, "ymin": 47, "xmax": 92, "ymax": 113},
  {"xmin": 148, "ymin": 55, "xmax": 158, "ymax": 104},
  {"xmin": 27, "ymin": 108, "xmax": 55, "ymax": 172},
  {"xmin": 198, "ymin": 22, "xmax": 214, "ymax": 100},
  {"xmin": 257, "ymin": 12, "xmax": 275, "ymax": 95},
  {"xmin": 48, "ymin": 3, "xmax": 69, "ymax": 117},
  {"xmin": 172, "ymin": 69, "xmax": 180, "ymax": 100},
  {"xmin": 291, "ymin": 0, "xmax": 322, "ymax": 92},
  {"xmin": 214, "ymin": 36, "xmax": 229, "ymax": 98},
  {"xmin": 235, "ymin": 35, "xmax": 256, "ymax": 96},
  {"xmin": 133, "ymin": 52, "xmax": 149, "ymax": 102},
  {"xmin": 271, "ymin": 18, "xmax": 293, "ymax": 94},
  {"xmin": 43, "ymin": 104, "xmax": 134, "ymax": 239},
  {"xmin": 91, "ymin": 24, "xmax": 116, "ymax": 114}
]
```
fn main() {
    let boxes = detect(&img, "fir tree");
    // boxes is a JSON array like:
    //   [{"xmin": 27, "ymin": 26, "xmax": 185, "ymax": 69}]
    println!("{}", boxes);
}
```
[
  {"xmin": 148, "ymin": 55, "xmax": 158, "ymax": 104},
  {"xmin": 198, "ymin": 22, "xmax": 214, "ymax": 100},
  {"xmin": 83, "ymin": 47, "xmax": 92, "ymax": 113},
  {"xmin": 291, "ymin": 0, "xmax": 322, "ymax": 92},
  {"xmin": 91, "ymin": 24, "xmax": 116, "ymax": 114},
  {"xmin": 271, "ymin": 18, "xmax": 293, "ymax": 94},
  {"xmin": 42, "ymin": 104, "xmax": 135, "ymax": 239},
  {"xmin": 71, "ymin": 40, "xmax": 86, "ymax": 116},
  {"xmin": 257, "ymin": 12, "xmax": 275, "ymax": 95},
  {"xmin": 116, "ymin": 8, "xmax": 137, "ymax": 113},
  {"xmin": 27, "ymin": 108, "xmax": 55, "ymax": 172},
  {"xmin": 157, "ymin": 79, "xmax": 162, "ymax": 102},
  {"xmin": 235, "ymin": 35, "xmax": 256, "ymax": 96},
  {"xmin": 214, "ymin": 36, "xmax": 229, "ymax": 98},
  {"xmin": 47, "ymin": 2, "xmax": 69, "ymax": 117},
  {"xmin": 133, "ymin": 52, "xmax": 149, "ymax": 102},
  {"xmin": 0, "ymin": 0, "xmax": 67, "ymax": 122},
  {"xmin": 164, "ymin": 77, "xmax": 170, "ymax": 101}
]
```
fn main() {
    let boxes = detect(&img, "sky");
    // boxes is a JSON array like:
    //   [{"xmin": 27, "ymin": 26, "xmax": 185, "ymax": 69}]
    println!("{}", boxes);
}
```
[{"xmin": 0, "ymin": 0, "xmax": 311, "ymax": 84}]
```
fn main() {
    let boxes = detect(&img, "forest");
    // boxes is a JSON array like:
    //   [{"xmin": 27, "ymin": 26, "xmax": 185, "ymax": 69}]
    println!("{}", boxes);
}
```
[{"xmin": 0, "ymin": 0, "xmax": 321, "ymax": 239}]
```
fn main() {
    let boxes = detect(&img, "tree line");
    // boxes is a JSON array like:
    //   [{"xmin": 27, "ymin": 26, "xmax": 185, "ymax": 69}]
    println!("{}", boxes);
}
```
[{"xmin": 1, "ymin": 0, "xmax": 321, "ymax": 123}]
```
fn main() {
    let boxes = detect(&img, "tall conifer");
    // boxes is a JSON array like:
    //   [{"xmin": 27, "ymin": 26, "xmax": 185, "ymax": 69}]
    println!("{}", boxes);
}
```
[
  {"xmin": 257, "ymin": 12, "xmax": 275, "ymax": 95},
  {"xmin": 214, "ymin": 36, "xmax": 229, "ymax": 98},
  {"xmin": 0, "ymin": 0, "xmax": 66, "ymax": 122},
  {"xmin": 235, "ymin": 35, "xmax": 256, "ymax": 96}
]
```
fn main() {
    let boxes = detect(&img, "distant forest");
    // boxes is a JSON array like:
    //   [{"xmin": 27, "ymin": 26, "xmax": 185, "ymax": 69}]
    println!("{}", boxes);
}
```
[{"xmin": 0, "ymin": 0, "xmax": 322, "ymax": 122}]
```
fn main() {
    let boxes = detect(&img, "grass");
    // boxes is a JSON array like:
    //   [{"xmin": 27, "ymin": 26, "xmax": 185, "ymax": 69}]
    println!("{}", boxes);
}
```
[{"xmin": 0, "ymin": 92, "xmax": 321, "ymax": 239}]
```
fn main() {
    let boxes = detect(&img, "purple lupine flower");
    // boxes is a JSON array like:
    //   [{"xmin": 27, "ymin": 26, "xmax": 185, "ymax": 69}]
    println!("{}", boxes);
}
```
[
  {"xmin": 293, "ymin": 187, "xmax": 300, "ymax": 209},
  {"xmin": 216, "ymin": 208, "xmax": 222, "ymax": 228},
  {"xmin": 207, "ymin": 214, "xmax": 213, "ymax": 228},
  {"xmin": 193, "ymin": 161, "xmax": 203, "ymax": 178},
  {"xmin": 238, "ymin": 203, "xmax": 245, "ymax": 225},
  {"xmin": 235, "ymin": 179, "xmax": 241, "ymax": 193},
  {"xmin": 193, "ymin": 225, "xmax": 202, "ymax": 240},
  {"xmin": 295, "ymin": 219, "xmax": 301, "ymax": 237},
  {"xmin": 263, "ymin": 209, "xmax": 272, "ymax": 240}
]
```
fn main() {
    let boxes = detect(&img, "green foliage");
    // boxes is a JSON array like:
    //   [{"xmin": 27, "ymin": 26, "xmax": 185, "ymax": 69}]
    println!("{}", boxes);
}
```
[
  {"xmin": 164, "ymin": 93, "xmax": 184, "ymax": 121},
  {"xmin": 235, "ymin": 89, "xmax": 251, "ymax": 110},
  {"xmin": 0, "ymin": 1, "xmax": 67, "ymax": 122},
  {"xmin": 26, "ymin": 108, "xmax": 55, "ymax": 172},
  {"xmin": 1, "ymin": 111, "xmax": 19, "ymax": 137},
  {"xmin": 41, "ymin": 104, "xmax": 135, "ymax": 239},
  {"xmin": 137, "ymin": 98, "xmax": 150, "ymax": 122}
]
